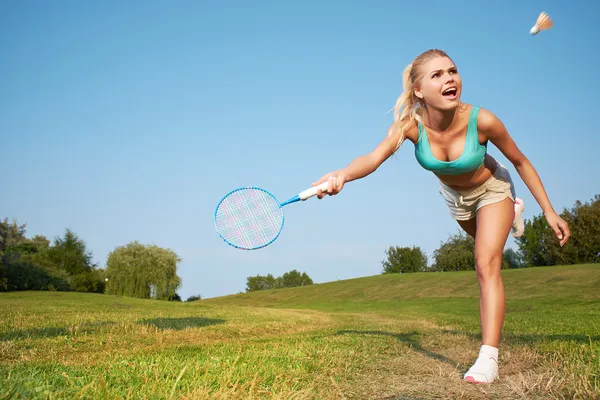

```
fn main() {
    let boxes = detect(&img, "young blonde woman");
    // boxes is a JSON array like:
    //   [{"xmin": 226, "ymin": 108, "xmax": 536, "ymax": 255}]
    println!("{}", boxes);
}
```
[{"xmin": 312, "ymin": 49, "xmax": 570, "ymax": 384}]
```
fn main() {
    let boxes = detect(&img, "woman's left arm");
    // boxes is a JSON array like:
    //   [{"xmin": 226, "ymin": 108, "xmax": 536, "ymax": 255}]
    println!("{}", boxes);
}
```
[{"xmin": 478, "ymin": 108, "xmax": 571, "ymax": 246}]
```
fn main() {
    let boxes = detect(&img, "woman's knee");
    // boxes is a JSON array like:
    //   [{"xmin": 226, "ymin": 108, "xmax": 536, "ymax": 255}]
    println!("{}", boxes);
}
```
[{"xmin": 474, "ymin": 253, "xmax": 502, "ymax": 280}]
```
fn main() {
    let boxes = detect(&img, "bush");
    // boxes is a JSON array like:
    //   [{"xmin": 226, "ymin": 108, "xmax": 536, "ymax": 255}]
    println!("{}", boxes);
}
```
[
  {"xmin": 381, "ymin": 246, "xmax": 428, "ymax": 273},
  {"xmin": 431, "ymin": 231, "xmax": 475, "ymax": 272}
]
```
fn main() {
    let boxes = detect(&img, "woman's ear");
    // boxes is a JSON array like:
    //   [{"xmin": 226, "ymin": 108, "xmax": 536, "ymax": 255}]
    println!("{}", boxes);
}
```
[{"xmin": 413, "ymin": 83, "xmax": 423, "ymax": 99}]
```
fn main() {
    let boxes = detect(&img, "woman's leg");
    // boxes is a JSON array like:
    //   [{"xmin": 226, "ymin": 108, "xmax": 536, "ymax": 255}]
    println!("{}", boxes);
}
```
[
  {"xmin": 463, "ymin": 197, "xmax": 515, "ymax": 383},
  {"xmin": 457, "ymin": 218, "xmax": 484, "ymax": 334},
  {"xmin": 457, "ymin": 218, "xmax": 477, "ymax": 238},
  {"xmin": 474, "ymin": 197, "xmax": 514, "ymax": 347}
]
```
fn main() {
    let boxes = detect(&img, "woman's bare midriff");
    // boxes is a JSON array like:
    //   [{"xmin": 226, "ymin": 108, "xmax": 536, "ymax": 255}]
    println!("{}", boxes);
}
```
[{"xmin": 435, "ymin": 154, "xmax": 498, "ymax": 191}]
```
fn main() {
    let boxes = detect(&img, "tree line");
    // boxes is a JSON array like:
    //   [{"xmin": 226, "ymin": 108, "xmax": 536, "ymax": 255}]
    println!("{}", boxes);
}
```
[
  {"xmin": 246, "ymin": 269, "xmax": 314, "ymax": 292},
  {"xmin": 0, "ymin": 219, "xmax": 183, "ymax": 300},
  {"xmin": 0, "ymin": 218, "xmax": 315, "ymax": 298},
  {"xmin": 3, "ymin": 194, "xmax": 596, "ymax": 297},
  {"xmin": 382, "ymin": 194, "xmax": 600, "ymax": 273},
  {"xmin": 0, "ymin": 221, "xmax": 105, "ymax": 293}
]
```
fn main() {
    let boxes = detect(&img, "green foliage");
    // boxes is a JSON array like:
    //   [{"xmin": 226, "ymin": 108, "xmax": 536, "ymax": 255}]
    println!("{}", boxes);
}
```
[
  {"xmin": 70, "ymin": 269, "xmax": 106, "ymax": 293},
  {"xmin": 186, "ymin": 295, "xmax": 202, "ymax": 302},
  {"xmin": 515, "ymin": 213, "xmax": 562, "ymax": 267},
  {"xmin": 558, "ymin": 195, "xmax": 600, "ymax": 264},
  {"xmin": 516, "ymin": 194, "xmax": 600, "ymax": 267},
  {"xmin": 104, "ymin": 241, "xmax": 182, "ymax": 300},
  {"xmin": 0, "ymin": 218, "xmax": 28, "ymax": 290},
  {"xmin": 46, "ymin": 229, "xmax": 95, "ymax": 276},
  {"xmin": 279, "ymin": 270, "xmax": 314, "ymax": 288},
  {"xmin": 246, "ymin": 269, "xmax": 314, "ymax": 292},
  {"xmin": 168, "ymin": 293, "xmax": 182, "ymax": 302},
  {"xmin": 30, "ymin": 235, "xmax": 50, "ymax": 251},
  {"xmin": 387, "ymin": 195, "xmax": 599, "ymax": 272},
  {"xmin": 2, "ymin": 229, "xmax": 71, "ymax": 292},
  {"xmin": 0, "ymin": 221, "xmax": 105, "ymax": 293},
  {"xmin": 3, "ymin": 261, "xmax": 72, "ymax": 291},
  {"xmin": 0, "ymin": 218, "xmax": 27, "ymax": 253},
  {"xmin": 246, "ymin": 274, "xmax": 279, "ymax": 292},
  {"xmin": 381, "ymin": 246, "xmax": 427, "ymax": 274},
  {"xmin": 502, "ymin": 248, "xmax": 524, "ymax": 269},
  {"xmin": 431, "ymin": 231, "xmax": 475, "ymax": 272}
]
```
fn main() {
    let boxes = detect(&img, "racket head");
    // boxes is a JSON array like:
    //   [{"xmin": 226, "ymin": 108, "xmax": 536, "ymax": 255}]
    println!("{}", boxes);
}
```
[{"xmin": 214, "ymin": 187, "xmax": 284, "ymax": 250}]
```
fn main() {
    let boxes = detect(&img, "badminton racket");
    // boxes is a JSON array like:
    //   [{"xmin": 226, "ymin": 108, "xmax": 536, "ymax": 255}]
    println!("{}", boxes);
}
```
[{"xmin": 214, "ymin": 181, "xmax": 330, "ymax": 250}]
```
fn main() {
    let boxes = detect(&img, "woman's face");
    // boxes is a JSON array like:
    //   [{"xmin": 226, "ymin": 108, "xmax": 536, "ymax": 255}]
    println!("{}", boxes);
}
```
[{"xmin": 414, "ymin": 56, "xmax": 462, "ymax": 111}]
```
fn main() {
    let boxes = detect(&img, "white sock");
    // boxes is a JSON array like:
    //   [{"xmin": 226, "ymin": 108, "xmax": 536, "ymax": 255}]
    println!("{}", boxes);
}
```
[{"xmin": 464, "ymin": 345, "xmax": 499, "ymax": 383}]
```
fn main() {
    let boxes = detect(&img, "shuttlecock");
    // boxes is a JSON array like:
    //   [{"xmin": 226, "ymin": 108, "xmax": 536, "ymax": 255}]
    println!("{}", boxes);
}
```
[{"xmin": 530, "ymin": 11, "xmax": 553, "ymax": 35}]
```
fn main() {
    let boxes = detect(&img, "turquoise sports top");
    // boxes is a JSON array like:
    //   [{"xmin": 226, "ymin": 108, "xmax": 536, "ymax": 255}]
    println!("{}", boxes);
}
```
[{"xmin": 414, "ymin": 106, "xmax": 487, "ymax": 175}]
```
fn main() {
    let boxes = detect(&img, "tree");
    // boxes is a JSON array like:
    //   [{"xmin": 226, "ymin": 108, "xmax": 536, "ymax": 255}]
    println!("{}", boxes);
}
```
[
  {"xmin": 280, "ymin": 269, "xmax": 313, "ymax": 287},
  {"xmin": 502, "ymin": 248, "xmax": 524, "ymax": 269},
  {"xmin": 246, "ymin": 270, "xmax": 314, "ymax": 292},
  {"xmin": 70, "ymin": 268, "xmax": 106, "ymax": 293},
  {"xmin": 246, "ymin": 274, "xmax": 279, "ymax": 292},
  {"xmin": 46, "ymin": 229, "xmax": 95, "ymax": 276},
  {"xmin": 30, "ymin": 235, "xmax": 50, "ymax": 251},
  {"xmin": 105, "ymin": 241, "xmax": 182, "ymax": 300},
  {"xmin": 0, "ymin": 218, "xmax": 27, "ymax": 253},
  {"xmin": 560, "ymin": 195, "xmax": 600, "ymax": 264},
  {"xmin": 516, "ymin": 194, "xmax": 600, "ymax": 267},
  {"xmin": 42, "ymin": 229, "xmax": 106, "ymax": 292},
  {"xmin": 3, "ymin": 260, "xmax": 72, "ymax": 291},
  {"xmin": 169, "ymin": 293, "xmax": 182, "ymax": 302},
  {"xmin": 381, "ymin": 246, "xmax": 428, "ymax": 273},
  {"xmin": 0, "ymin": 218, "xmax": 28, "ymax": 290},
  {"xmin": 0, "ymin": 223, "xmax": 73, "ymax": 292},
  {"xmin": 515, "ymin": 213, "xmax": 564, "ymax": 267},
  {"xmin": 431, "ymin": 231, "xmax": 475, "ymax": 271}
]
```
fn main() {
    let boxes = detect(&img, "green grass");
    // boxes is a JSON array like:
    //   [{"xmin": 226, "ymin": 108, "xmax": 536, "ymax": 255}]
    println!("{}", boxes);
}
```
[{"xmin": 1, "ymin": 264, "xmax": 599, "ymax": 399}]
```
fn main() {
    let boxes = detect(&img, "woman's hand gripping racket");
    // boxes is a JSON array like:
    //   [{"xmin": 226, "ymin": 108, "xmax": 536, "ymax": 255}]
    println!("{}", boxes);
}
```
[{"xmin": 214, "ymin": 180, "xmax": 334, "ymax": 250}]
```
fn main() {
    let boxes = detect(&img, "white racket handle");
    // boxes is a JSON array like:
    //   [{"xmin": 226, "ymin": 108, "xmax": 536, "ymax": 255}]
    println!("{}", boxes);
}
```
[{"xmin": 298, "ymin": 181, "xmax": 331, "ymax": 201}]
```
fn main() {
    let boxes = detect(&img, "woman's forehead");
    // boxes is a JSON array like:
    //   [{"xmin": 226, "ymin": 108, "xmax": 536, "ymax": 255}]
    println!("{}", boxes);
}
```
[{"xmin": 422, "ymin": 57, "xmax": 455, "ymax": 72}]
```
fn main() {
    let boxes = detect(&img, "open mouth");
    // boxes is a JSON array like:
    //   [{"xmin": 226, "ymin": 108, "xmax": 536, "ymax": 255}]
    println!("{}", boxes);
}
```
[{"xmin": 442, "ymin": 87, "xmax": 458, "ymax": 98}]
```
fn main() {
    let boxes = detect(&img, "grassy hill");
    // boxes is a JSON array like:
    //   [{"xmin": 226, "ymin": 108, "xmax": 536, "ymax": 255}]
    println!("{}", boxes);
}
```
[
  {"xmin": 202, "ymin": 263, "xmax": 600, "ymax": 307},
  {"xmin": 1, "ymin": 264, "xmax": 599, "ymax": 399},
  {"xmin": 203, "ymin": 264, "xmax": 600, "ymax": 340}
]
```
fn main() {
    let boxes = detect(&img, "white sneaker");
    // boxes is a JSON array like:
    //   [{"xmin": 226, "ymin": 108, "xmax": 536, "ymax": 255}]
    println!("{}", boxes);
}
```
[
  {"xmin": 464, "ymin": 354, "xmax": 499, "ymax": 384},
  {"xmin": 512, "ymin": 197, "xmax": 525, "ymax": 238}
]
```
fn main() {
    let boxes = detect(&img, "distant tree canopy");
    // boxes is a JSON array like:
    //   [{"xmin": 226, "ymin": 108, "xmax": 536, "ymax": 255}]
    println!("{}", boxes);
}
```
[
  {"xmin": 516, "ymin": 194, "xmax": 600, "ymax": 267},
  {"xmin": 2, "ymin": 194, "xmax": 597, "ymax": 297},
  {"xmin": 105, "ymin": 241, "xmax": 182, "ymax": 300},
  {"xmin": 246, "ymin": 269, "xmax": 314, "ymax": 292},
  {"xmin": 429, "ymin": 231, "xmax": 514, "ymax": 272},
  {"xmin": 0, "ymin": 219, "xmax": 104, "ymax": 292},
  {"xmin": 430, "ymin": 231, "xmax": 475, "ymax": 272},
  {"xmin": 502, "ymin": 248, "xmax": 524, "ymax": 269},
  {"xmin": 382, "ymin": 246, "xmax": 427, "ymax": 273},
  {"xmin": 1, "ymin": 218, "xmax": 183, "ymax": 300},
  {"xmin": 385, "ymin": 194, "xmax": 599, "ymax": 272}
]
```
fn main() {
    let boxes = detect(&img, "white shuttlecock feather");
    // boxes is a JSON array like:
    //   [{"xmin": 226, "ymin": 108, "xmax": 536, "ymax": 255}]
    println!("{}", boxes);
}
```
[{"xmin": 530, "ymin": 11, "xmax": 553, "ymax": 35}]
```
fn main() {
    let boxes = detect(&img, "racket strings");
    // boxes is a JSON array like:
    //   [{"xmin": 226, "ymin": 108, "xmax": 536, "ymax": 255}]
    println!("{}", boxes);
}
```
[{"xmin": 215, "ymin": 188, "xmax": 283, "ymax": 249}]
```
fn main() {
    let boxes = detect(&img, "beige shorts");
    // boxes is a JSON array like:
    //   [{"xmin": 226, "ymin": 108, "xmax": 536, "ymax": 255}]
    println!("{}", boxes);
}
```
[{"xmin": 439, "ymin": 162, "xmax": 516, "ymax": 221}]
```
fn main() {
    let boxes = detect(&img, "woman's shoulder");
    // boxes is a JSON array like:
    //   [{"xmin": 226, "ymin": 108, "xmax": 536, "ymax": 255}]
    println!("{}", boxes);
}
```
[
  {"xmin": 473, "ymin": 105, "xmax": 505, "ymax": 133},
  {"xmin": 388, "ymin": 116, "xmax": 419, "ymax": 144}
]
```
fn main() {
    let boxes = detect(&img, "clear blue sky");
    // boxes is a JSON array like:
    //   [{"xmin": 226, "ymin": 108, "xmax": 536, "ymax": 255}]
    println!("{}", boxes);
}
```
[{"xmin": 2, "ymin": 0, "xmax": 599, "ymax": 300}]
